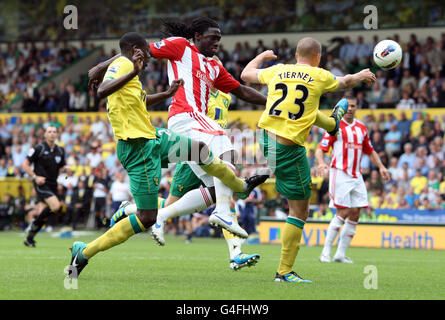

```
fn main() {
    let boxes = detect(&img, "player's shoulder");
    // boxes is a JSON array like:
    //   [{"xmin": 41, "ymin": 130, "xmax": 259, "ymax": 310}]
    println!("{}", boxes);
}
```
[
  {"xmin": 33, "ymin": 142, "xmax": 44, "ymax": 150},
  {"xmin": 220, "ymin": 91, "xmax": 232, "ymax": 101},
  {"xmin": 354, "ymin": 119, "xmax": 368, "ymax": 131},
  {"xmin": 109, "ymin": 56, "xmax": 132, "ymax": 70},
  {"xmin": 259, "ymin": 63, "xmax": 285, "ymax": 80},
  {"xmin": 154, "ymin": 37, "xmax": 189, "ymax": 48},
  {"xmin": 113, "ymin": 56, "xmax": 131, "ymax": 64},
  {"xmin": 268, "ymin": 63, "xmax": 285, "ymax": 71},
  {"xmin": 310, "ymin": 66, "xmax": 334, "ymax": 78},
  {"xmin": 27, "ymin": 143, "xmax": 43, "ymax": 158},
  {"xmin": 55, "ymin": 144, "xmax": 65, "ymax": 154}
]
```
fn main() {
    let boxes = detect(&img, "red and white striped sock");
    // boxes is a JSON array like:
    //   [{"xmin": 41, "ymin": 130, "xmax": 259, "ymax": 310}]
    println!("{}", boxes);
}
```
[
  {"xmin": 321, "ymin": 215, "xmax": 345, "ymax": 257},
  {"xmin": 157, "ymin": 187, "xmax": 214, "ymax": 223},
  {"xmin": 334, "ymin": 219, "xmax": 357, "ymax": 259}
]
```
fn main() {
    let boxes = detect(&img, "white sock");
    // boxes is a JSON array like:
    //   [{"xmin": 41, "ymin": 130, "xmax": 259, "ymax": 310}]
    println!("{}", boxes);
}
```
[
  {"xmin": 157, "ymin": 187, "xmax": 214, "ymax": 223},
  {"xmin": 226, "ymin": 237, "xmax": 244, "ymax": 260},
  {"xmin": 213, "ymin": 161, "xmax": 235, "ymax": 215},
  {"xmin": 321, "ymin": 215, "xmax": 344, "ymax": 257},
  {"xmin": 124, "ymin": 203, "xmax": 137, "ymax": 215},
  {"xmin": 334, "ymin": 219, "xmax": 357, "ymax": 259}
]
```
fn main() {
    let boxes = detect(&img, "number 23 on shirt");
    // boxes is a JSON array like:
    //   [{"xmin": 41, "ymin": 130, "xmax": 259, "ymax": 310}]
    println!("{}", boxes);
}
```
[{"xmin": 258, "ymin": 63, "xmax": 338, "ymax": 146}]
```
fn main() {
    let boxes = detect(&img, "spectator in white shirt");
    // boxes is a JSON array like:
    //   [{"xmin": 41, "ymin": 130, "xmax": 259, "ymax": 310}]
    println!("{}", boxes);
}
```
[
  {"xmin": 108, "ymin": 171, "xmax": 132, "ymax": 213},
  {"xmin": 12, "ymin": 145, "xmax": 27, "ymax": 169},
  {"xmin": 388, "ymin": 157, "xmax": 404, "ymax": 182},
  {"xmin": 86, "ymin": 142, "xmax": 103, "ymax": 168},
  {"xmin": 91, "ymin": 116, "xmax": 106, "ymax": 140},
  {"xmin": 73, "ymin": 90, "xmax": 87, "ymax": 110},
  {"xmin": 397, "ymin": 91, "xmax": 416, "ymax": 109}
]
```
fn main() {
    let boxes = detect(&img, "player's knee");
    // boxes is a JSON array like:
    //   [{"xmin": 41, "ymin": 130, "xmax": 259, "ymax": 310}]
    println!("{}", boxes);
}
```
[
  {"xmin": 136, "ymin": 210, "xmax": 157, "ymax": 229},
  {"xmin": 196, "ymin": 141, "xmax": 210, "ymax": 163},
  {"xmin": 208, "ymin": 187, "xmax": 216, "ymax": 203},
  {"xmin": 50, "ymin": 202, "xmax": 62, "ymax": 213},
  {"xmin": 348, "ymin": 209, "xmax": 360, "ymax": 222}
]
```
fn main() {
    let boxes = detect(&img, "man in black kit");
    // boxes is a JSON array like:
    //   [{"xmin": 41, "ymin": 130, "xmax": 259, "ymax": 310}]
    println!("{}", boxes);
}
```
[{"xmin": 22, "ymin": 126, "xmax": 67, "ymax": 247}]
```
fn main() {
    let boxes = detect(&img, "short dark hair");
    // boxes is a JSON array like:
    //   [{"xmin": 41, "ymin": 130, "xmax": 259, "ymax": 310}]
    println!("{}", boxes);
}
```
[{"xmin": 119, "ymin": 32, "xmax": 147, "ymax": 54}]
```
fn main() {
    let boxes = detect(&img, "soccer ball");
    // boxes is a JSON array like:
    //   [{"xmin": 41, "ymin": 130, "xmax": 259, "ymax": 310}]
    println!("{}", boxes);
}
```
[{"xmin": 373, "ymin": 40, "xmax": 402, "ymax": 70}]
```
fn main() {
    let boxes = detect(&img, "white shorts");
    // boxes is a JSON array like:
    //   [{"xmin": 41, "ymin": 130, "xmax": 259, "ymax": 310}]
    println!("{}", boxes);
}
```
[
  {"xmin": 168, "ymin": 112, "xmax": 234, "ymax": 187},
  {"xmin": 329, "ymin": 167, "xmax": 369, "ymax": 209}
]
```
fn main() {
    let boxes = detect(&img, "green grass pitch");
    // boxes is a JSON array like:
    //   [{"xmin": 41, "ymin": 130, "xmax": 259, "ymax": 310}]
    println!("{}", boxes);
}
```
[{"xmin": 1, "ymin": 231, "xmax": 444, "ymax": 300}]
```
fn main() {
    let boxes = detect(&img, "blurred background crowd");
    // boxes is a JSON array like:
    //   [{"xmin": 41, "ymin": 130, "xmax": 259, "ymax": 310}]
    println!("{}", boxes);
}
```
[
  {"xmin": 2, "ymin": 32, "xmax": 445, "ymax": 111},
  {"xmin": 1, "ymin": 0, "xmax": 444, "ymax": 41},
  {"xmin": 1, "ymin": 107, "xmax": 445, "ymax": 234},
  {"xmin": 1, "ymin": 0, "xmax": 445, "ymax": 238}
]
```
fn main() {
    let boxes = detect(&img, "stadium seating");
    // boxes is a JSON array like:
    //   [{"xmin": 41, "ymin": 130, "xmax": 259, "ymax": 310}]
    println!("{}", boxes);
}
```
[{"xmin": 1, "ymin": 9, "xmax": 445, "ymax": 233}]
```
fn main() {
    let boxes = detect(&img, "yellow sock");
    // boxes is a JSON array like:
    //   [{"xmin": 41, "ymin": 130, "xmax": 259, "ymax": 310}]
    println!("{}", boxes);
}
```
[
  {"xmin": 158, "ymin": 197, "xmax": 166, "ymax": 209},
  {"xmin": 277, "ymin": 217, "xmax": 305, "ymax": 275},
  {"xmin": 200, "ymin": 158, "xmax": 244, "ymax": 192},
  {"xmin": 314, "ymin": 111, "xmax": 336, "ymax": 132},
  {"xmin": 83, "ymin": 215, "xmax": 145, "ymax": 259}
]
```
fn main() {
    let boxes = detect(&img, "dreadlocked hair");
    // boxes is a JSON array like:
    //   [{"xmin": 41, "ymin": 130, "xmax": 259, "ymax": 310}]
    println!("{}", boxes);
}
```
[{"xmin": 161, "ymin": 17, "xmax": 219, "ymax": 40}]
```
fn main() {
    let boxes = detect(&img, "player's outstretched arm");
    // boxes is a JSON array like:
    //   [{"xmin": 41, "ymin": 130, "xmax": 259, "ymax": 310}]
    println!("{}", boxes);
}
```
[
  {"xmin": 369, "ymin": 150, "xmax": 391, "ymax": 181},
  {"xmin": 88, "ymin": 54, "xmax": 122, "ymax": 89},
  {"xmin": 97, "ymin": 49, "xmax": 144, "ymax": 99},
  {"xmin": 146, "ymin": 79, "xmax": 184, "ymax": 107},
  {"xmin": 337, "ymin": 68, "xmax": 376, "ymax": 90},
  {"xmin": 230, "ymin": 85, "xmax": 267, "ymax": 106},
  {"xmin": 315, "ymin": 148, "xmax": 329, "ymax": 177},
  {"xmin": 240, "ymin": 50, "xmax": 277, "ymax": 84}
]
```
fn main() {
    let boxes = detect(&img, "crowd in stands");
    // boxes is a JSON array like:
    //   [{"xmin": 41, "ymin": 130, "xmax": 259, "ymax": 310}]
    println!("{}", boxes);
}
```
[
  {"xmin": 2, "ymin": 20, "xmax": 445, "ymax": 233},
  {"xmin": 0, "ymin": 114, "xmax": 269, "ymax": 234},
  {"xmin": 2, "ymin": 31, "xmax": 445, "ymax": 113},
  {"xmin": 1, "ymin": 106, "xmax": 445, "ymax": 233},
  {"xmin": 0, "ymin": 41, "xmax": 93, "ymax": 110},
  {"xmin": 2, "ymin": 0, "xmax": 444, "ymax": 42},
  {"xmin": 331, "ymin": 33, "xmax": 445, "ymax": 109}
]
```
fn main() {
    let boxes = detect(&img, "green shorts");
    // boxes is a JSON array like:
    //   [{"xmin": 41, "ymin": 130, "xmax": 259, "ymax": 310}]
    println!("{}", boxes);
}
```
[
  {"xmin": 260, "ymin": 130, "xmax": 312, "ymax": 200},
  {"xmin": 117, "ymin": 128, "xmax": 193, "ymax": 210},
  {"xmin": 170, "ymin": 162, "xmax": 202, "ymax": 198}
]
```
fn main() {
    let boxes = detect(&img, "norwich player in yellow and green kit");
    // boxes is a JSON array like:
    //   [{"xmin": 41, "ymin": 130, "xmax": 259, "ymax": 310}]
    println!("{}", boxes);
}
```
[
  {"xmin": 67, "ymin": 32, "xmax": 267, "ymax": 278},
  {"xmin": 241, "ymin": 37, "xmax": 376, "ymax": 283}
]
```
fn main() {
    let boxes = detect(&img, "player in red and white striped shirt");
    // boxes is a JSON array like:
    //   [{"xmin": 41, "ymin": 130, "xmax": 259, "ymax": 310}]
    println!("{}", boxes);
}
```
[
  {"xmin": 315, "ymin": 94, "xmax": 390, "ymax": 263},
  {"xmin": 147, "ymin": 18, "xmax": 268, "ymax": 239}
]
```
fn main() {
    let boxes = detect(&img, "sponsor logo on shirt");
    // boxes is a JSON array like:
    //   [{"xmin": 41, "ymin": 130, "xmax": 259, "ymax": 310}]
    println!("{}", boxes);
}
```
[
  {"xmin": 345, "ymin": 142, "xmax": 363, "ymax": 150},
  {"xmin": 195, "ymin": 70, "xmax": 212, "ymax": 87},
  {"xmin": 109, "ymin": 65, "xmax": 119, "ymax": 73},
  {"xmin": 154, "ymin": 41, "xmax": 165, "ymax": 49}
]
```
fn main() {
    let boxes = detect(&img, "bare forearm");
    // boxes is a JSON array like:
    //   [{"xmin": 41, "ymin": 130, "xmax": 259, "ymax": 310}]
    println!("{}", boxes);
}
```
[
  {"xmin": 315, "ymin": 149, "xmax": 327, "ymax": 166},
  {"xmin": 339, "ymin": 73, "xmax": 362, "ymax": 89},
  {"xmin": 89, "ymin": 54, "xmax": 122, "ymax": 85},
  {"xmin": 97, "ymin": 70, "xmax": 137, "ymax": 99},
  {"xmin": 231, "ymin": 85, "xmax": 267, "ymax": 105},
  {"xmin": 241, "ymin": 56, "xmax": 264, "ymax": 83},
  {"xmin": 98, "ymin": 54, "xmax": 121, "ymax": 71},
  {"xmin": 147, "ymin": 92, "xmax": 171, "ymax": 107},
  {"xmin": 369, "ymin": 151, "xmax": 384, "ymax": 169}
]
